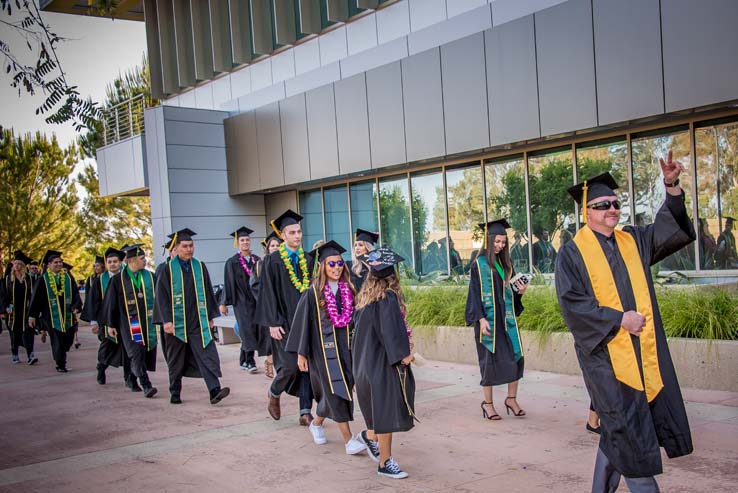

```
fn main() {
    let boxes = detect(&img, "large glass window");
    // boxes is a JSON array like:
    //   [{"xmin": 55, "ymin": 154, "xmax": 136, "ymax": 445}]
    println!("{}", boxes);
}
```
[
  {"xmin": 410, "ymin": 170, "xmax": 448, "ymax": 278},
  {"xmin": 632, "ymin": 127, "xmax": 695, "ymax": 271},
  {"xmin": 527, "ymin": 147, "xmax": 574, "ymax": 273},
  {"xmin": 379, "ymin": 175, "xmax": 413, "ymax": 276},
  {"xmin": 298, "ymin": 189, "xmax": 324, "ymax": 252},
  {"xmin": 445, "ymin": 163, "xmax": 485, "ymax": 273},
  {"xmin": 485, "ymin": 155, "xmax": 530, "ymax": 273},
  {"xmin": 576, "ymin": 138, "xmax": 631, "ymax": 224},
  {"xmin": 323, "ymin": 185, "xmax": 351, "ymax": 259},
  {"xmin": 350, "ymin": 180, "xmax": 379, "ymax": 235},
  {"xmin": 696, "ymin": 121, "xmax": 738, "ymax": 270}
]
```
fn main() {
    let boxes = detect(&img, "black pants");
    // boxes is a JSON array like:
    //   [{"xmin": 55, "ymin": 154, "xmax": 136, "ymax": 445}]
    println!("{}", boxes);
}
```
[
  {"xmin": 98, "ymin": 353, "xmax": 132, "ymax": 381},
  {"xmin": 166, "ymin": 335, "xmax": 221, "ymax": 394},
  {"xmin": 592, "ymin": 447, "xmax": 659, "ymax": 493},
  {"xmin": 47, "ymin": 328, "xmax": 75, "ymax": 369},
  {"xmin": 9, "ymin": 325, "xmax": 34, "ymax": 357},
  {"xmin": 239, "ymin": 349, "xmax": 255, "ymax": 366}
]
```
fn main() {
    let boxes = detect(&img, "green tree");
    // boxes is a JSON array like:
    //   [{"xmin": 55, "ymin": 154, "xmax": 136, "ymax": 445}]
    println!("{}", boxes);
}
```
[
  {"xmin": 0, "ymin": 128, "xmax": 82, "ymax": 265},
  {"xmin": 378, "ymin": 184, "xmax": 427, "ymax": 276}
]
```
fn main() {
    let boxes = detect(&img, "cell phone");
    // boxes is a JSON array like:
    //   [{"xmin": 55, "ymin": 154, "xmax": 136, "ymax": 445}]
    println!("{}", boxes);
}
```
[{"xmin": 510, "ymin": 273, "xmax": 531, "ymax": 292}]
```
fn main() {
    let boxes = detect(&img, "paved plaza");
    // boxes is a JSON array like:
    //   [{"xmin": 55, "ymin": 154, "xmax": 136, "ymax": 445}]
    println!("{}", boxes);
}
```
[{"xmin": 1, "ymin": 327, "xmax": 736, "ymax": 492}]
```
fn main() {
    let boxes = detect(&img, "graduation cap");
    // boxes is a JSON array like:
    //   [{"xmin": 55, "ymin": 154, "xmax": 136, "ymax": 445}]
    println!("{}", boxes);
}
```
[
  {"xmin": 122, "ymin": 244, "xmax": 146, "ymax": 259},
  {"xmin": 13, "ymin": 250, "xmax": 33, "ymax": 265},
  {"xmin": 261, "ymin": 231, "xmax": 282, "ymax": 249},
  {"xmin": 359, "ymin": 246, "xmax": 404, "ymax": 279},
  {"xmin": 29, "ymin": 259, "xmax": 39, "ymax": 267},
  {"xmin": 567, "ymin": 172, "xmax": 620, "ymax": 224},
  {"xmin": 723, "ymin": 216, "xmax": 736, "ymax": 223},
  {"xmin": 477, "ymin": 218, "xmax": 511, "ymax": 249},
  {"xmin": 42, "ymin": 249, "xmax": 63, "ymax": 265},
  {"xmin": 120, "ymin": 244, "xmax": 130, "ymax": 251},
  {"xmin": 309, "ymin": 240, "xmax": 346, "ymax": 263},
  {"xmin": 354, "ymin": 229, "xmax": 380, "ymax": 245},
  {"xmin": 230, "ymin": 226, "xmax": 254, "ymax": 247},
  {"xmin": 104, "ymin": 247, "xmax": 125, "ymax": 261},
  {"xmin": 63, "ymin": 262, "xmax": 74, "ymax": 271},
  {"xmin": 94, "ymin": 255, "xmax": 105, "ymax": 265},
  {"xmin": 167, "ymin": 228, "xmax": 197, "ymax": 250},
  {"xmin": 270, "ymin": 210, "xmax": 303, "ymax": 235}
]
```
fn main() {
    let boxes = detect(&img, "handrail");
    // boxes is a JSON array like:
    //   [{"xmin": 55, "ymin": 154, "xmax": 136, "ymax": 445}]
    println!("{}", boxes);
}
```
[{"xmin": 101, "ymin": 94, "xmax": 146, "ymax": 146}]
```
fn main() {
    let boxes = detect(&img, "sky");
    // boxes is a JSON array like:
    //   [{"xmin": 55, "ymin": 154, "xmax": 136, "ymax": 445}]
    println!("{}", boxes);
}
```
[{"xmin": 0, "ymin": 9, "xmax": 147, "ymax": 179}]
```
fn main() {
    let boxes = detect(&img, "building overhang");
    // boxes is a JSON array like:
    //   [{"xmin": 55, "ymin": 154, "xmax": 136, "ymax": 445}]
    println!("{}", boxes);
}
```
[{"xmin": 40, "ymin": 0, "xmax": 144, "ymax": 21}]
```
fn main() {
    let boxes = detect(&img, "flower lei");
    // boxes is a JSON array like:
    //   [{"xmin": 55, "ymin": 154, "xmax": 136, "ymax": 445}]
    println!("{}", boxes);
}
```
[
  {"xmin": 49, "ymin": 272, "xmax": 65, "ymax": 298},
  {"xmin": 238, "ymin": 253, "xmax": 253, "ymax": 277},
  {"xmin": 400, "ymin": 307, "xmax": 412, "ymax": 337},
  {"xmin": 323, "ymin": 281, "xmax": 353, "ymax": 327},
  {"xmin": 279, "ymin": 243, "xmax": 310, "ymax": 292}
]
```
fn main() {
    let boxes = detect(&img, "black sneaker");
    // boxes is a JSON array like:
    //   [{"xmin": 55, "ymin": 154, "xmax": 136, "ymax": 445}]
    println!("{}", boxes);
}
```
[
  {"xmin": 143, "ymin": 386, "xmax": 158, "ymax": 398},
  {"xmin": 377, "ymin": 457, "xmax": 408, "ymax": 479},
  {"xmin": 359, "ymin": 430, "xmax": 380, "ymax": 463},
  {"xmin": 28, "ymin": 354, "xmax": 38, "ymax": 365},
  {"xmin": 210, "ymin": 387, "xmax": 230, "ymax": 405},
  {"xmin": 128, "ymin": 377, "xmax": 143, "ymax": 392},
  {"xmin": 170, "ymin": 394, "xmax": 182, "ymax": 404},
  {"xmin": 56, "ymin": 366, "xmax": 68, "ymax": 373},
  {"xmin": 97, "ymin": 368, "xmax": 106, "ymax": 385}
]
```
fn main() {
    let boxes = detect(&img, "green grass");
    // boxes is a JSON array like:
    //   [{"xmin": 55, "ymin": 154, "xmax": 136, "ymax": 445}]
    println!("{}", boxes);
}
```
[{"xmin": 403, "ymin": 284, "xmax": 738, "ymax": 340}]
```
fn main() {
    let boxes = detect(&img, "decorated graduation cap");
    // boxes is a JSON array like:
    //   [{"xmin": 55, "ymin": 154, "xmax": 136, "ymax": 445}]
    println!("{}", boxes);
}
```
[
  {"xmin": 567, "ymin": 172, "xmax": 620, "ymax": 224},
  {"xmin": 270, "ymin": 209, "xmax": 303, "ymax": 235},
  {"xmin": 104, "ymin": 247, "xmax": 125, "ymax": 261},
  {"xmin": 94, "ymin": 255, "xmax": 105, "ymax": 265},
  {"xmin": 359, "ymin": 246, "xmax": 405, "ymax": 279},
  {"xmin": 42, "ymin": 249, "xmax": 63, "ymax": 265},
  {"xmin": 354, "ymin": 228, "xmax": 380, "ymax": 245},
  {"xmin": 230, "ymin": 226, "xmax": 254, "ymax": 247},
  {"xmin": 309, "ymin": 240, "xmax": 346, "ymax": 263},
  {"xmin": 477, "ymin": 218, "xmax": 512, "ymax": 248},
  {"xmin": 14, "ymin": 250, "xmax": 33, "ymax": 264},
  {"xmin": 261, "ymin": 231, "xmax": 282, "ymax": 249},
  {"xmin": 122, "ymin": 244, "xmax": 146, "ymax": 259}
]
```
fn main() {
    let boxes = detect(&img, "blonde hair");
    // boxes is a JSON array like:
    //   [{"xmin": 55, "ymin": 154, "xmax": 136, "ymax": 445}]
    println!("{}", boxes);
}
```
[
  {"xmin": 355, "ymin": 270, "xmax": 406, "ymax": 313},
  {"xmin": 351, "ymin": 240, "xmax": 375, "ymax": 276}
]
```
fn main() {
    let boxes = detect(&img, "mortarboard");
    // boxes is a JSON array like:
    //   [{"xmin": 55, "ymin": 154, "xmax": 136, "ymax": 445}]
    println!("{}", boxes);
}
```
[
  {"xmin": 309, "ymin": 240, "xmax": 346, "ymax": 263},
  {"xmin": 477, "ymin": 218, "xmax": 511, "ymax": 249},
  {"xmin": 104, "ymin": 247, "xmax": 125, "ymax": 261},
  {"xmin": 354, "ymin": 229, "xmax": 380, "ymax": 245},
  {"xmin": 122, "ymin": 244, "xmax": 146, "ymax": 259},
  {"xmin": 270, "ymin": 210, "xmax": 303, "ymax": 235},
  {"xmin": 567, "ymin": 172, "xmax": 620, "ymax": 224},
  {"xmin": 261, "ymin": 231, "xmax": 282, "ymax": 249},
  {"xmin": 94, "ymin": 255, "xmax": 105, "ymax": 265},
  {"xmin": 359, "ymin": 246, "xmax": 405, "ymax": 279},
  {"xmin": 168, "ymin": 228, "xmax": 196, "ymax": 250},
  {"xmin": 42, "ymin": 250, "xmax": 63, "ymax": 265},
  {"xmin": 230, "ymin": 226, "xmax": 254, "ymax": 247}
]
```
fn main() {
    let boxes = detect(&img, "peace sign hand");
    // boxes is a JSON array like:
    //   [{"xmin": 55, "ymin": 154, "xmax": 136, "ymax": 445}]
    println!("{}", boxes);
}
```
[{"xmin": 659, "ymin": 150, "xmax": 684, "ymax": 185}]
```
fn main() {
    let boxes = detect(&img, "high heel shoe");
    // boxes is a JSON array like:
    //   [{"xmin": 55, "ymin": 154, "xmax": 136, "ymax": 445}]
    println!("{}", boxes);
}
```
[
  {"xmin": 504, "ymin": 396, "xmax": 526, "ymax": 417},
  {"xmin": 481, "ymin": 401, "xmax": 501, "ymax": 420}
]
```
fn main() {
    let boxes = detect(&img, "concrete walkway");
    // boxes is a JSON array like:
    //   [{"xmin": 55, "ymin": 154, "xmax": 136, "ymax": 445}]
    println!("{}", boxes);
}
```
[{"xmin": 1, "ymin": 327, "xmax": 736, "ymax": 492}]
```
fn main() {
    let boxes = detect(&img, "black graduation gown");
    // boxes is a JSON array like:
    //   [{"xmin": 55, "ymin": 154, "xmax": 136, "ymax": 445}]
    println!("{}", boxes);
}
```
[
  {"xmin": 255, "ymin": 250, "xmax": 314, "ymax": 396},
  {"xmin": 223, "ymin": 253, "xmax": 269, "ymax": 355},
  {"xmin": 80, "ymin": 272, "xmax": 125, "ymax": 368},
  {"xmin": 287, "ymin": 286, "xmax": 354, "ymax": 423},
  {"xmin": 154, "ymin": 261, "xmax": 170, "ymax": 362},
  {"xmin": 249, "ymin": 259, "xmax": 272, "ymax": 356},
  {"xmin": 154, "ymin": 258, "xmax": 221, "ymax": 379},
  {"xmin": 554, "ymin": 192, "xmax": 695, "ymax": 478},
  {"xmin": 101, "ymin": 271, "xmax": 157, "ymax": 376},
  {"xmin": 347, "ymin": 261, "xmax": 369, "ymax": 294},
  {"xmin": 1, "ymin": 274, "xmax": 34, "ymax": 352},
  {"xmin": 353, "ymin": 291, "xmax": 416, "ymax": 434},
  {"xmin": 465, "ymin": 262, "xmax": 524, "ymax": 386},
  {"xmin": 28, "ymin": 272, "xmax": 82, "ymax": 366}
]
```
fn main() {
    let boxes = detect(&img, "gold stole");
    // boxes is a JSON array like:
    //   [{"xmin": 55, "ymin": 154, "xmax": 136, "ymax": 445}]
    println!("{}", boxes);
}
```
[{"xmin": 573, "ymin": 226, "xmax": 663, "ymax": 402}]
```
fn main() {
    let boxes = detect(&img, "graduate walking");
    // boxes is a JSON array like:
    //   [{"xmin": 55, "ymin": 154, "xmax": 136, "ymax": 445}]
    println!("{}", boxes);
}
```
[
  {"xmin": 251, "ymin": 231, "xmax": 281, "ymax": 379},
  {"xmin": 154, "ymin": 229, "xmax": 230, "ymax": 405},
  {"xmin": 102, "ymin": 245, "xmax": 158, "ymax": 398},
  {"xmin": 1, "ymin": 251, "xmax": 37, "ymax": 365},
  {"xmin": 555, "ymin": 154, "xmax": 695, "ymax": 493},
  {"xmin": 255, "ymin": 210, "xmax": 315, "ymax": 425}
]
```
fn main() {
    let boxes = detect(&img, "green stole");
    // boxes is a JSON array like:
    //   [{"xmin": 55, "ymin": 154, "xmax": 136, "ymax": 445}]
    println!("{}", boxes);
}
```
[
  {"xmin": 99, "ymin": 271, "xmax": 118, "ymax": 343},
  {"xmin": 169, "ymin": 256, "xmax": 212, "ymax": 347},
  {"xmin": 43, "ymin": 270, "xmax": 73, "ymax": 332},
  {"xmin": 475, "ymin": 256, "xmax": 523, "ymax": 360},
  {"xmin": 122, "ymin": 267, "xmax": 157, "ymax": 349}
]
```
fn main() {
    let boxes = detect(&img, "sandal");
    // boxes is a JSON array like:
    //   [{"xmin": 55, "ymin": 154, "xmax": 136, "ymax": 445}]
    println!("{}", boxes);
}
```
[
  {"xmin": 481, "ymin": 401, "xmax": 501, "ymax": 420},
  {"xmin": 504, "ymin": 396, "xmax": 526, "ymax": 417}
]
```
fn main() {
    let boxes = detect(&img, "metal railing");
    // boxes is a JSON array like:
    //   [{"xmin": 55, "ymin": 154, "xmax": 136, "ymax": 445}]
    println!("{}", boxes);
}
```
[{"xmin": 102, "ymin": 94, "xmax": 146, "ymax": 146}]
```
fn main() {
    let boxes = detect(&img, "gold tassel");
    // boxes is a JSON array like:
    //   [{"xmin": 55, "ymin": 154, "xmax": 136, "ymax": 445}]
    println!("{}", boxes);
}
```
[
  {"xmin": 270, "ymin": 220, "xmax": 280, "ymax": 236},
  {"xmin": 233, "ymin": 235, "xmax": 238, "ymax": 248},
  {"xmin": 167, "ymin": 232, "xmax": 178, "ymax": 251},
  {"xmin": 582, "ymin": 181, "xmax": 589, "ymax": 225},
  {"xmin": 483, "ymin": 223, "xmax": 488, "ymax": 249}
]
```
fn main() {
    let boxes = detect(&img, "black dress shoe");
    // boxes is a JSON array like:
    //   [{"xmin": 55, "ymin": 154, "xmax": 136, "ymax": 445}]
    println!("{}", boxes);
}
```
[
  {"xmin": 128, "ymin": 377, "xmax": 143, "ymax": 392},
  {"xmin": 56, "ymin": 366, "xmax": 68, "ymax": 373},
  {"xmin": 170, "ymin": 394, "xmax": 182, "ymax": 404},
  {"xmin": 143, "ymin": 386, "xmax": 158, "ymax": 398},
  {"xmin": 586, "ymin": 422, "xmax": 601, "ymax": 435},
  {"xmin": 97, "ymin": 369, "xmax": 106, "ymax": 385},
  {"xmin": 210, "ymin": 387, "xmax": 230, "ymax": 405}
]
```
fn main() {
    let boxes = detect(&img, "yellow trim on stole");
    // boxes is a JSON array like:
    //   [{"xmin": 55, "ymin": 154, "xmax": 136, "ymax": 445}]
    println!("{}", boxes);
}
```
[
  {"xmin": 573, "ymin": 226, "xmax": 664, "ymax": 402},
  {"xmin": 312, "ymin": 286, "xmax": 351, "ymax": 401}
]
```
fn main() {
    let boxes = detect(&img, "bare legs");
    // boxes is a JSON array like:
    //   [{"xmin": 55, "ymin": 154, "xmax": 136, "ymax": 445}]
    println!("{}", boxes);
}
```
[
  {"xmin": 482, "ymin": 380, "xmax": 524, "ymax": 417},
  {"xmin": 312, "ymin": 416, "xmax": 354, "ymax": 443}
]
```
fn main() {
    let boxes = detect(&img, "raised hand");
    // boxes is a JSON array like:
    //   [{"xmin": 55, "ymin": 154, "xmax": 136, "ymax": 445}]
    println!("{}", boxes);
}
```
[{"xmin": 659, "ymin": 149, "xmax": 684, "ymax": 185}]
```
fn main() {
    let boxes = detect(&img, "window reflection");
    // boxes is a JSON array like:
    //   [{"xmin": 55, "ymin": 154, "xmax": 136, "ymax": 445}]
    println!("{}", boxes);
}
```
[
  {"xmin": 632, "ymin": 128, "xmax": 695, "ymax": 271},
  {"xmin": 350, "ymin": 180, "xmax": 379, "ymax": 234},
  {"xmin": 410, "ymin": 170, "xmax": 448, "ymax": 278},
  {"xmin": 323, "ymin": 185, "xmax": 351, "ymax": 259},
  {"xmin": 445, "ymin": 164, "xmax": 485, "ymax": 272},
  {"xmin": 485, "ymin": 155, "xmax": 530, "ymax": 273},
  {"xmin": 527, "ymin": 148, "xmax": 574, "ymax": 273},
  {"xmin": 379, "ymin": 176, "xmax": 413, "ymax": 276},
  {"xmin": 299, "ymin": 189, "xmax": 324, "ymax": 251}
]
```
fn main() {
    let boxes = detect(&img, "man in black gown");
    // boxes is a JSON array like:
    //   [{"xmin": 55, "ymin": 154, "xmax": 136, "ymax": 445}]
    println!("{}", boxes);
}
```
[
  {"xmin": 28, "ymin": 250, "xmax": 83, "ymax": 372},
  {"xmin": 555, "ymin": 153, "xmax": 694, "ymax": 493},
  {"xmin": 256, "ymin": 210, "xmax": 314, "ymax": 425},
  {"xmin": 103, "ymin": 245, "xmax": 158, "ymax": 398},
  {"xmin": 220, "ymin": 226, "xmax": 264, "ymax": 373},
  {"xmin": 154, "ymin": 228, "xmax": 230, "ymax": 405}
]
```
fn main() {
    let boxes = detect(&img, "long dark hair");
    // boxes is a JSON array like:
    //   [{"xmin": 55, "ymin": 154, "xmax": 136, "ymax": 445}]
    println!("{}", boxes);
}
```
[
  {"xmin": 311, "ymin": 260, "xmax": 356, "ymax": 310},
  {"xmin": 477, "ymin": 233, "xmax": 513, "ymax": 285}
]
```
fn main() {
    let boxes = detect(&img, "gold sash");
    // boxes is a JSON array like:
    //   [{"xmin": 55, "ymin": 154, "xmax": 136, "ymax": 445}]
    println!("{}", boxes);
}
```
[{"xmin": 573, "ymin": 226, "xmax": 663, "ymax": 402}]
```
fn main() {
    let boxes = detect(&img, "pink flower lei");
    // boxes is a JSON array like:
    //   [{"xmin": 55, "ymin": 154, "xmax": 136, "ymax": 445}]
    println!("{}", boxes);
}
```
[
  {"xmin": 323, "ymin": 281, "xmax": 353, "ymax": 327},
  {"xmin": 238, "ymin": 253, "xmax": 253, "ymax": 276},
  {"xmin": 400, "ymin": 307, "xmax": 412, "ymax": 337}
]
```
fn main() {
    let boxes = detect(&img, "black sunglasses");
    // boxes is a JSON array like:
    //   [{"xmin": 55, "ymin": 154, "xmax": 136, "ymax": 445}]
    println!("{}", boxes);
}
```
[
  {"xmin": 587, "ymin": 199, "xmax": 621, "ymax": 211},
  {"xmin": 327, "ymin": 260, "xmax": 345, "ymax": 268}
]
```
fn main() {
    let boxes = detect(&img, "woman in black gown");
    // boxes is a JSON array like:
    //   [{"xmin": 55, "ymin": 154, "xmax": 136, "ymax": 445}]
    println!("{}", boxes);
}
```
[
  {"xmin": 251, "ymin": 232, "xmax": 281, "ymax": 378},
  {"xmin": 349, "ymin": 229, "xmax": 378, "ymax": 293}
]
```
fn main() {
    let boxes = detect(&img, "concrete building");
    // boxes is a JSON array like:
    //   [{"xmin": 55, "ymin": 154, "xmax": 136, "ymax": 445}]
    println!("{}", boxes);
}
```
[{"xmin": 42, "ymin": 0, "xmax": 738, "ymax": 284}]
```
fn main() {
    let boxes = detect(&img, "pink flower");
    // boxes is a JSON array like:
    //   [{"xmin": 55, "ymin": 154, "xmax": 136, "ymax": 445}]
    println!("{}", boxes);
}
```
[{"xmin": 323, "ymin": 281, "xmax": 353, "ymax": 327}]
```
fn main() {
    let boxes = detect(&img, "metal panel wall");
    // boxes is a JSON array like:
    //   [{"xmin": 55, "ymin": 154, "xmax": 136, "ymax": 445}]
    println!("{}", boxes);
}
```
[
  {"xmin": 209, "ymin": 0, "xmax": 233, "ymax": 72},
  {"xmin": 273, "ymin": 0, "xmax": 298, "ymax": 46},
  {"xmin": 224, "ymin": 111, "xmax": 261, "ymax": 193},
  {"xmin": 661, "ymin": 0, "xmax": 738, "ymax": 112},
  {"xmin": 143, "ymin": 0, "xmax": 165, "ymax": 99},
  {"xmin": 156, "ymin": 0, "xmax": 180, "ymax": 94},
  {"xmin": 172, "ymin": 0, "xmax": 196, "ymax": 88},
  {"xmin": 255, "ymin": 103, "xmax": 285, "ymax": 189},
  {"xmin": 535, "ymin": 0, "xmax": 597, "ymax": 135},
  {"xmin": 297, "ymin": 0, "xmax": 321, "ymax": 34},
  {"xmin": 229, "ymin": 0, "xmax": 254, "ymax": 65},
  {"xmin": 305, "ymin": 85, "xmax": 340, "ymax": 179},
  {"xmin": 593, "ymin": 0, "xmax": 663, "ymax": 125},
  {"xmin": 485, "ymin": 15, "xmax": 540, "ymax": 145},
  {"xmin": 335, "ymin": 73, "xmax": 372, "ymax": 174},
  {"xmin": 366, "ymin": 61, "xmax": 406, "ymax": 168},
  {"xmin": 402, "ymin": 47, "xmax": 446, "ymax": 162},
  {"xmin": 250, "ymin": 0, "xmax": 275, "ymax": 55},
  {"xmin": 279, "ymin": 94, "xmax": 312, "ymax": 184},
  {"xmin": 441, "ymin": 32, "xmax": 490, "ymax": 154},
  {"xmin": 191, "ymin": 0, "xmax": 215, "ymax": 81}
]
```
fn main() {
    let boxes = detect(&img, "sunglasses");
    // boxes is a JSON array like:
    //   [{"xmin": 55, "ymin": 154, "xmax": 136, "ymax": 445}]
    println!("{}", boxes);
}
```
[
  {"xmin": 587, "ymin": 199, "xmax": 621, "ymax": 211},
  {"xmin": 327, "ymin": 260, "xmax": 345, "ymax": 268}
]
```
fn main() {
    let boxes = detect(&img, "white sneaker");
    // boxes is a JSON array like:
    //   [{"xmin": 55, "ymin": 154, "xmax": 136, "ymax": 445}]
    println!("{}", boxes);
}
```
[
  {"xmin": 309, "ymin": 421, "xmax": 327, "ymax": 445},
  {"xmin": 345, "ymin": 435, "xmax": 366, "ymax": 455},
  {"xmin": 11, "ymin": 355, "xmax": 20, "ymax": 364}
]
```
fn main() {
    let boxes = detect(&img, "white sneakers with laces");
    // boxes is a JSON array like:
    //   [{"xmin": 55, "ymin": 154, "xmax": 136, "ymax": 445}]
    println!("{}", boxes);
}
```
[
  {"xmin": 345, "ymin": 435, "xmax": 366, "ymax": 455},
  {"xmin": 308, "ymin": 421, "xmax": 327, "ymax": 445}
]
